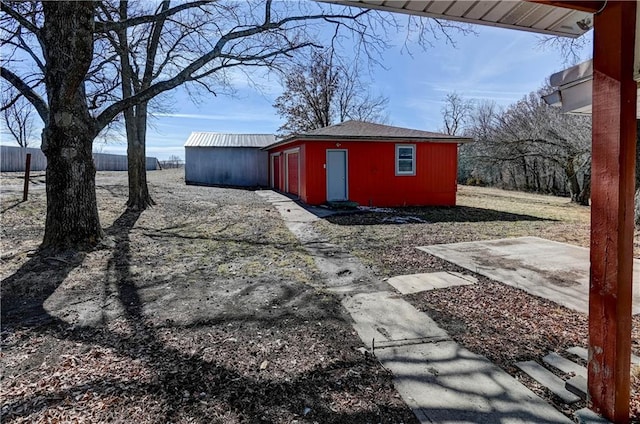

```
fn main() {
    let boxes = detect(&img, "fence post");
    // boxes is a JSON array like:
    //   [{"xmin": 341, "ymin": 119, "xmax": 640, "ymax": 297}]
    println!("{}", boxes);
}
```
[{"xmin": 23, "ymin": 153, "xmax": 31, "ymax": 202}]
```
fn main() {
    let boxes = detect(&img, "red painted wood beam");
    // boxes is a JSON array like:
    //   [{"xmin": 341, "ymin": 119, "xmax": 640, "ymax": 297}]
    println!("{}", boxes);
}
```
[
  {"xmin": 589, "ymin": 1, "xmax": 637, "ymax": 422},
  {"xmin": 527, "ymin": 0, "xmax": 605, "ymax": 13}
]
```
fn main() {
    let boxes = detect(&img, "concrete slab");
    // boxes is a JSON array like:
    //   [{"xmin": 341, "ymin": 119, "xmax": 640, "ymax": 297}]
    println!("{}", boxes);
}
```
[
  {"xmin": 342, "ymin": 291, "xmax": 450, "ymax": 349},
  {"xmin": 256, "ymin": 190, "xmax": 319, "ymax": 223},
  {"xmin": 515, "ymin": 361, "xmax": 580, "ymax": 404},
  {"xmin": 565, "ymin": 375, "xmax": 588, "ymax": 400},
  {"xmin": 566, "ymin": 346, "xmax": 589, "ymax": 361},
  {"xmin": 543, "ymin": 352, "xmax": 587, "ymax": 378},
  {"xmin": 263, "ymin": 194, "xmax": 576, "ymax": 423},
  {"xmin": 259, "ymin": 190, "xmax": 387, "ymax": 294},
  {"xmin": 567, "ymin": 345, "xmax": 640, "ymax": 365},
  {"xmin": 378, "ymin": 342, "xmax": 572, "ymax": 423},
  {"xmin": 417, "ymin": 237, "xmax": 640, "ymax": 314},
  {"xmin": 387, "ymin": 272, "xmax": 477, "ymax": 294},
  {"xmin": 574, "ymin": 408, "xmax": 612, "ymax": 424}
]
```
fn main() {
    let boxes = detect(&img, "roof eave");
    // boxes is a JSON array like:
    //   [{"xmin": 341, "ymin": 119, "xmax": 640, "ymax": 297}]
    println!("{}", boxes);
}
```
[
  {"xmin": 263, "ymin": 135, "xmax": 473, "ymax": 150},
  {"xmin": 319, "ymin": 0, "xmax": 592, "ymax": 38}
]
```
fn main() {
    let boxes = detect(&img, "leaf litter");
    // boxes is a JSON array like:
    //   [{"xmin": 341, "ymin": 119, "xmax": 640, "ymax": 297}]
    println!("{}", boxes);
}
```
[{"xmin": 1, "ymin": 169, "xmax": 415, "ymax": 424}]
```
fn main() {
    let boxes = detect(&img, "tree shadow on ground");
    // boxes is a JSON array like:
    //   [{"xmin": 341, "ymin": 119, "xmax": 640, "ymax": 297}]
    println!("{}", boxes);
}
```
[
  {"xmin": 1, "ymin": 250, "xmax": 87, "ymax": 327},
  {"xmin": 0, "ymin": 208, "xmax": 140, "ymax": 328},
  {"xmin": 1, "ymin": 208, "xmax": 417, "ymax": 423},
  {"xmin": 324, "ymin": 205, "xmax": 553, "ymax": 226},
  {"xmin": 1, "ymin": 199, "xmax": 24, "ymax": 213}
]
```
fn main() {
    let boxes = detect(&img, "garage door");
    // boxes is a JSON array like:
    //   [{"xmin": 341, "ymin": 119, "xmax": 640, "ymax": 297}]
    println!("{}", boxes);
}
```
[
  {"xmin": 286, "ymin": 151, "xmax": 299, "ymax": 196},
  {"xmin": 272, "ymin": 154, "xmax": 282, "ymax": 191}
]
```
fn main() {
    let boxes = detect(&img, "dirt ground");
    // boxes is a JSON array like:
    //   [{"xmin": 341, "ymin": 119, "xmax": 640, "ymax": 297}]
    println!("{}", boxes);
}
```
[
  {"xmin": 1, "ymin": 169, "xmax": 415, "ymax": 423},
  {"xmin": 3, "ymin": 170, "xmax": 640, "ymax": 422}
]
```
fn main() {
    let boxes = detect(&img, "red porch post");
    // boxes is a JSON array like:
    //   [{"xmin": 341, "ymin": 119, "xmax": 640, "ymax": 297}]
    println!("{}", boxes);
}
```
[{"xmin": 590, "ymin": 1, "xmax": 637, "ymax": 422}]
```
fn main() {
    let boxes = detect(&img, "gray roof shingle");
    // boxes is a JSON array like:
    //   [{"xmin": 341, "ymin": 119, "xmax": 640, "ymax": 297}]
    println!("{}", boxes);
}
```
[
  {"xmin": 301, "ymin": 120, "xmax": 461, "ymax": 139},
  {"xmin": 268, "ymin": 121, "xmax": 472, "ymax": 149}
]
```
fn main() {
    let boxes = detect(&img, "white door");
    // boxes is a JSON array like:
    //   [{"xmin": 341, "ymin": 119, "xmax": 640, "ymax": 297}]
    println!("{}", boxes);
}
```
[{"xmin": 326, "ymin": 150, "xmax": 347, "ymax": 201}]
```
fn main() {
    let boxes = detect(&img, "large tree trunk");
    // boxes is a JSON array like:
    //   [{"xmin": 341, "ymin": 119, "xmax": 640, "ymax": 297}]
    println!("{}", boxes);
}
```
[
  {"xmin": 567, "ymin": 171, "xmax": 581, "ymax": 202},
  {"xmin": 116, "ymin": 2, "xmax": 155, "ymax": 211},
  {"xmin": 127, "ymin": 103, "xmax": 154, "ymax": 210},
  {"xmin": 40, "ymin": 2, "xmax": 103, "ymax": 249},
  {"xmin": 576, "ymin": 170, "xmax": 591, "ymax": 206},
  {"xmin": 564, "ymin": 157, "xmax": 589, "ymax": 205}
]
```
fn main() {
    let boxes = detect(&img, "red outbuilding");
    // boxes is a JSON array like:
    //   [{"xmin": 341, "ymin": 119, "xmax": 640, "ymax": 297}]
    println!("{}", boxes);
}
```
[{"xmin": 265, "ymin": 120, "xmax": 472, "ymax": 207}]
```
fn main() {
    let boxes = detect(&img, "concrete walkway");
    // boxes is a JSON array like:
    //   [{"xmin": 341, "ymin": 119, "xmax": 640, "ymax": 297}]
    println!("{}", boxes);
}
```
[
  {"xmin": 257, "ymin": 190, "xmax": 571, "ymax": 424},
  {"xmin": 418, "ymin": 237, "xmax": 640, "ymax": 314}
]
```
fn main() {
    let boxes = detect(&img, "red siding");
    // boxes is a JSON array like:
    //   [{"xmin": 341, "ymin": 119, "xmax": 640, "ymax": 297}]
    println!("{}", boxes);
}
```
[{"xmin": 268, "ymin": 139, "xmax": 459, "ymax": 207}]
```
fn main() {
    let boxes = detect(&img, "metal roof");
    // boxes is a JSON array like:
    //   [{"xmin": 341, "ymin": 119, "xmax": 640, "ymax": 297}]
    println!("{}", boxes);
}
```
[
  {"xmin": 267, "ymin": 120, "xmax": 472, "ymax": 149},
  {"xmin": 322, "ymin": 0, "xmax": 593, "ymax": 37},
  {"xmin": 184, "ymin": 132, "xmax": 275, "ymax": 148}
]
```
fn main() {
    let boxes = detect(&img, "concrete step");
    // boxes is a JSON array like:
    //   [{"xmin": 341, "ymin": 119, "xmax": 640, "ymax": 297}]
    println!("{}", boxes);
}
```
[
  {"xmin": 386, "ymin": 271, "xmax": 476, "ymax": 294},
  {"xmin": 567, "ymin": 346, "xmax": 640, "ymax": 365},
  {"xmin": 566, "ymin": 346, "xmax": 588, "ymax": 361},
  {"xmin": 543, "ymin": 352, "xmax": 587, "ymax": 378},
  {"xmin": 565, "ymin": 375, "xmax": 587, "ymax": 400},
  {"xmin": 515, "ymin": 361, "xmax": 581, "ymax": 404}
]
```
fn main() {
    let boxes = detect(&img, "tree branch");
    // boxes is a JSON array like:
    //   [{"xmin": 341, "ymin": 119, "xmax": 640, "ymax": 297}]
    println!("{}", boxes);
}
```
[
  {"xmin": 0, "ymin": 1, "xmax": 41, "ymax": 40},
  {"xmin": 1, "ymin": 66, "xmax": 48, "ymax": 124},
  {"xmin": 94, "ymin": 1, "xmax": 212, "ymax": 32}
]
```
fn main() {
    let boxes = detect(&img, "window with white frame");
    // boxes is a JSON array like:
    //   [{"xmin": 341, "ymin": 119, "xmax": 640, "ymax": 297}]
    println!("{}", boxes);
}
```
[{"xmin": 395, "ymin": 144, "xmax": 416, "ymax": 176}]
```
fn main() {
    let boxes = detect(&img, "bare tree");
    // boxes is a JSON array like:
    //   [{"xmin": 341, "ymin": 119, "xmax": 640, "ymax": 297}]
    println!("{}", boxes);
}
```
[
  {"xmin": 441, "ymin": 92, "xmax": 473, "ymax": 136},
  {"xmin": 1, "ymin": 89, "xmax": 36, "ymax": 147},
  {"xmin": 1, "ymin": 0, "xmax": 468, "ymax": 249},
  {"xmin": 457, "ymin": 99, "xmax": 497, "ymax": 185},
  {"xmin": 537, "ymin": 31, "xmax": 592, "ymax": 66},
  {"xmin": 460, "ymin": 89, "xmax": 592, "ymax": 205},
  {"xmin": 273, "ymin": 49, "xmax": 388, "ymax": 136},
  {"xmin": 160, "ymin": 154, "xmax": 184, "ymax": 169},
  {"xmin": 0, "ymin": 1, "xmax": 375, "ymax": 249}
]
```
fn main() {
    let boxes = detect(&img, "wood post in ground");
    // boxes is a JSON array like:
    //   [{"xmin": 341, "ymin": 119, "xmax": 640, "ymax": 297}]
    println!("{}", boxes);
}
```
[{"xmin": 22, "ymin": 153, "xmax": 31, "ymax": 202}]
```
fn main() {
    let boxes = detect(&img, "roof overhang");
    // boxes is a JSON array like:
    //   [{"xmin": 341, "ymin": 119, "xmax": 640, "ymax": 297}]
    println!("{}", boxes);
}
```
[
  {"xmin": 321, "ymin": 0, "xmax": 593, "ymax": 37},
  {"xmin": 264, "ymin": 135, "xmax": 473, "ymax": 151},
  {"xmin": 544, "ymin": 59, "xmax": 640, "ymax": 118}
]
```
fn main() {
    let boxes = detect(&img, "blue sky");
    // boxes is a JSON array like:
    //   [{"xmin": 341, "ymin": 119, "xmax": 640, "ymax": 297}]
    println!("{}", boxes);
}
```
[
  {"xmin": 134, "ymin": 24, "xmax": 590, "ymax": 160},
  {"xmin": 1, "ymin": 14, "xmax": 592, "ymax": 161}
]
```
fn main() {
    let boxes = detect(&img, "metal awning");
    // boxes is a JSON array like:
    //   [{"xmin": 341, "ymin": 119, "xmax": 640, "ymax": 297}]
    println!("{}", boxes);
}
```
[
  {"xmin": 544, "ymin": 59, "xmax": 640, "ymax": 117},
  {"xmin": 323, "ymin": 0, "xmax": 593, "ymax": 37}
]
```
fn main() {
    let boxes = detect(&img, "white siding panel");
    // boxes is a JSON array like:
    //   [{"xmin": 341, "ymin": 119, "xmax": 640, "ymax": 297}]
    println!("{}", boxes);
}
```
[
  {"xmin": 445, "ymin": 0, "xmax": 476, "ymax": 18},
  {"xmin": 403, "ymin": 0, "xmax": 429, "ymax": 12},
  {"xmin": 464, "ymin": 1, "xmax": 499, "ymax": 20},
  {"xmin": 534, "ymin": 7, "xmax": 573, "ymax": 30},
  {"xmin": 425, "ymin": 0, "xmax": 451, "ymax": 15}
]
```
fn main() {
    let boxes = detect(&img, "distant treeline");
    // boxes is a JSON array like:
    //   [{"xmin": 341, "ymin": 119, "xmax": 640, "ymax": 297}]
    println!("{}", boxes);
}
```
[
  {"xmin": 159, "ymin": 155, "xmax": 184, "ymax": 169},
  {"xmin": 448, "ymin": 89, "xmax": 592, "ymax": 205}
]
